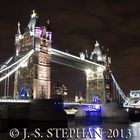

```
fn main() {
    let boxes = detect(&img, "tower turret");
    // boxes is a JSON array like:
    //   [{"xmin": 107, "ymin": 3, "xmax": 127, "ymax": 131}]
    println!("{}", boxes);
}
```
[
  {"xmin": 14, "ymin": 11, "xmax": 52, "ymax": 99},
  {"xmin": 15, "ymin": 22, "xmax": 22, "ymax": 56},
  {"xmin": 101, "ymin": 46, "xmax": 107, "ymax": 64},
  {"xmin": 17, "ymin": 22, "xmax": 21, "ymax": 35},
  {"xmin": 107, "ymin": 48, "xmax": 111, "ymax": 66},
  {"xmin": 46, "ymin": 19, "xmax": 52, "ymax": 41},
  {"xmin": 85, "ymin": 49, "xmax": 89, "ymax": 59},
  {"xmin": 90, "ymin": 41, "xmax": 103, "ymax": 62},
  {"xmin": 103, "ymin": 48, "xmax": 112, "ymax": 102}
]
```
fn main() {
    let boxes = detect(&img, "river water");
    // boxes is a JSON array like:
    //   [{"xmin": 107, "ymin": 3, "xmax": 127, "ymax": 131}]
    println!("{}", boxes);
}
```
[{"xmin": 68, "ymin": 120, "xmax": 140, "ymax": 140}]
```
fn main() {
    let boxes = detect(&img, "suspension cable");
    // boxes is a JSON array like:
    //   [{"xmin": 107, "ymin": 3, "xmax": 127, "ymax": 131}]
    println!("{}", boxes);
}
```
[
  {"xmin": 0, "ymin": 56, "xmax": 14, "ymax": 70},
  {"xmin": 0, "ymin": 49, "xmax": 34, "ymax": 82},
  {"xmin": 110, "ymin": 71, "xmax": 129, "ymax": 102},
  {"xmin": 0, "ymin": 50, "xmax": 34, "ymax": 73}
]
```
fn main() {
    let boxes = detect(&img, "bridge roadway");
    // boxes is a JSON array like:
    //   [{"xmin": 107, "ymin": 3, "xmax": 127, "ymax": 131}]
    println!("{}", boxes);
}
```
[
  {"xmin": 51, "ymin": 48, "xmax": 105, "ymax": 72},
  {"xmin": 0, "ymin": 99, "xmax": 101, "ymax": 111},
  {"xmin": 64, "ymin": 102, "xmax": 101, "ymax": 112}
]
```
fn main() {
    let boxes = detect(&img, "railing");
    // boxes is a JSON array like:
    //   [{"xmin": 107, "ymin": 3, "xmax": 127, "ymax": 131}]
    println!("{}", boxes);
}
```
[{"xmin": 0, "ymin": 98, "xmax": 30, "ymax": 103}]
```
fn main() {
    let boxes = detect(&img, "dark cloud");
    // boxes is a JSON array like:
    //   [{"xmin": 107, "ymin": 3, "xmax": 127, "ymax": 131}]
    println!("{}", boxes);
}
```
[{"xmin": 0, "ymin": 0, "xmax": 140, "ymax": 95}]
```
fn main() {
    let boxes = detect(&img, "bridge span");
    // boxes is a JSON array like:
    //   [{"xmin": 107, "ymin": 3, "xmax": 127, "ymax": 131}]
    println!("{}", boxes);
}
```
[{"xmin": 51, "ymin": 48, "xmax": 105, "ymax": 72}]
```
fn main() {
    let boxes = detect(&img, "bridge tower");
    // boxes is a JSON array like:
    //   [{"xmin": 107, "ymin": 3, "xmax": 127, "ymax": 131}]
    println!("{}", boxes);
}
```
[
  {"xmin": 86, "ymin": 41, "xmax": 111, "ymax": 104},
  {"xmin": 14, "ymin": 10, "xmax": 52, "ymax": 99}
]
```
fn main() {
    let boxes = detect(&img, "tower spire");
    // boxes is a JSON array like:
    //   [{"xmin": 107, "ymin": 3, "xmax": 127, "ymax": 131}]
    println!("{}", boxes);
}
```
[
  {"xmin": 46, "ymin": 19, "xmax": 51, "ymax": 31},
  {"xmin": 95, "ymin": 40, "xmax": 99, "ymax": 47},
  {"xmin": 31, "ymin": 10, "xmax": 36, "ymax": 18},
  {"xmin": 106, "ymin": 48, "xmax": 111, "ymax": 65},
  {"xmin": 47, "ymin": 19, "xmax": 50, "ymax": 24},
  {"xmin": 46, "ymin": 19, "xmax": 52, "ymax": 40},
  {"xmin": 17, "ymin": 21, "xmax": 21, "ymax": 35}
]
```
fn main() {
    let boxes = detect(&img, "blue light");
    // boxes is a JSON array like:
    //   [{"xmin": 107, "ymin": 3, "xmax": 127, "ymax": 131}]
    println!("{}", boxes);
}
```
[
  {"xmin": 19, "ymin": 87, "xmax": 26, "ymax": 98},
  {"xmin": 95, "ymin": 104, "xmax": 100, "ymax": 109},
  {"xmin": 84, "ymin": 104, "xmax": 101, "ymax": 112}
]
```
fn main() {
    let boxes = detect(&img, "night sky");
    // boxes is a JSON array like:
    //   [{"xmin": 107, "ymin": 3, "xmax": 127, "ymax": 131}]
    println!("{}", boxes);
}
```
[{"xmin": 0, "ymin": 0, "xmax": 140, "ymax": 96}]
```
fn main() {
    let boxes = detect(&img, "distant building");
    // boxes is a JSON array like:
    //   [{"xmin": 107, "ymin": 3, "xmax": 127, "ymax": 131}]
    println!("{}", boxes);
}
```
[{"xmin": 53, "ymin": 81, "xmax": 68, "ymax": 99}]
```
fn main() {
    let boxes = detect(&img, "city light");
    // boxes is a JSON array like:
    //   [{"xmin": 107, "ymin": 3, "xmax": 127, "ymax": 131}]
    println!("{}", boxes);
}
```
[
  {"xmin": 0, "ymin": 99, "xmax": 30, "ymax": 103},
  {"xmin": 97, "ymin": 67, "xmax": 104, "ymax": 72},
  {"xmin": 64, "ymin": 102, "xmax": 101, "ymax": 112},
  {"xmin": 97, "ymin": 55, "xmax": 102, "ymax": 61},
  {"xmin": 65, "ymin": 108, "xmax": 78, "ymax": 115},
  {"xmin": 85, "ymin": 68, "xmax": 92, "ymax": 75},
  {"xmin": 21, "ymin": 61, "xmax": 28, "ymax": 68},
  {"xmin": 84, "ymin": 104, "xmax": 101, "ymax": 112},
  {"xmin": 34, "ymin": 27, "xmax": 42, "ymax": 37}
]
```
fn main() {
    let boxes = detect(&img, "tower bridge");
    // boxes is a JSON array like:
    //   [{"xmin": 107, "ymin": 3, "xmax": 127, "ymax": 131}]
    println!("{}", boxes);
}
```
[
  {"xmin": 0, "ymin": 10, "xmax": 137, "ymax": 119},
  {"xmin": 0, "ymin": 10, "xmax": 112, "ymax": 104}
]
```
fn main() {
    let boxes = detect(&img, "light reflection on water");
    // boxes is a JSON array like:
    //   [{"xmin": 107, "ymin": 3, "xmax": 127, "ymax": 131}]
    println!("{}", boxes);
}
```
[{"xmin": 68, "ymin": 121, "xmax": 140, "ymax": 140}]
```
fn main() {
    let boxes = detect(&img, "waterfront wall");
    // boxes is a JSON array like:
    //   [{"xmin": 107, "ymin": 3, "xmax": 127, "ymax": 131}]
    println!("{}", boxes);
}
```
[{"xmin": 0, "ymin": 99, "xmax": 68, "ymax": 132}]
